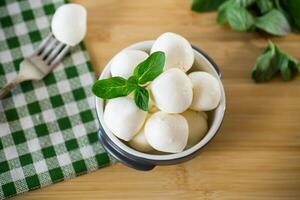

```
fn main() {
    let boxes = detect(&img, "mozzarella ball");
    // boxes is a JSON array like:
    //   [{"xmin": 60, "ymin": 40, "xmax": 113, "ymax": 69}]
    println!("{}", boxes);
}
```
[
  {"xmin": 189, "ymin": 72, "xmax": 221, "ymax": 111},
  {"xmin": 145, "ymin": 111, "xmax": 188, "ymax": 153},
  {"xmin": 51, "ymin": 4, "xmax": 87, "ymax": 46},
  {"xmin": 104, "ymin": 97, "xmax": 147, "ymax": 141},
  {"xmin": 150, "ymin": 68, "xmax": 193, "ymax": 113},
  {"xmin": 129, "ymin": 129, "xmax": 153, "ymax": 153},
  {"xmin": 182, "ymin": 110, "xmax": 208, "ymax": 148},
  {"xmin": 151, "ymin": 32, "xmax": 194, "ymax": 72},
  {"xmin": 110, "ymin": 50, "xmax": 148, "ymax": 79}
]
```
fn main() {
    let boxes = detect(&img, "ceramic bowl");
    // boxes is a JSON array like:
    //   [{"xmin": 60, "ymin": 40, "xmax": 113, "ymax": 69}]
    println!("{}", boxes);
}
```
[{"xmin": 95, "ymin": 40, "xmax": 226, "ymax": 170}]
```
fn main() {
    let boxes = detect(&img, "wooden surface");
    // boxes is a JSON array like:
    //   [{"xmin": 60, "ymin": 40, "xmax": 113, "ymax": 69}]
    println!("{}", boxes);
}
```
[{"xmin": 16, "ymin": 0, "xmax": 300, "ymax": 199}]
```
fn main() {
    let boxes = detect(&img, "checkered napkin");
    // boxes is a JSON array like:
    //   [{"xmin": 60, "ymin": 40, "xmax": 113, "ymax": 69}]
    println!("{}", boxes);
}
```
[{"xmin": 0, "ymin": 0, "xmax": 111, "ymax": 199}]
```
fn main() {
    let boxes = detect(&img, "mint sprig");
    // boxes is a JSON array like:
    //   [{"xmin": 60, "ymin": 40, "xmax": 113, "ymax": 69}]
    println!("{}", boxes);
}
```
[{"xmin": 92, "ymin": 51, "xmax": 165, "ymax": 111}]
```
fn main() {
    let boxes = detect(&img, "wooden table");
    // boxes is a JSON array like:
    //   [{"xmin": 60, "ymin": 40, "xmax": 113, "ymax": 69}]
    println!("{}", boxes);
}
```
[{"xmin": 16, "ymin": 0, "xmax": 300, "ymax": 199}]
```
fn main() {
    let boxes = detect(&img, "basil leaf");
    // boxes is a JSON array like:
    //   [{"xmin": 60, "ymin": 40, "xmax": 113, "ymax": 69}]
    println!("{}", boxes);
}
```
[
  {"xmin": 256, "ymin": 0, "xmax": 273, "ymax": 14},
  {"xmin": 191, "ymin": 0, "xmax": 226, "ymax": 12},
  {"xmin": 277, "ymin": 52, "xmax": 291, "ymax": 81},
  {"xmin": 217, "ymin": 7, "xmax": 228, "ymax": 25},
  {"xmin": 235, "ymin": 0, "xmax": 255, "ymax": 7},
  {"xmin": 226, "ymin": 5, "xmax": 254, "ymax": 31},
  {"xmin": 280, "ymin": 0, "xmax": 300, "ymax": 31},
  {"xmin": 255, "ymin": 9, "xmax": 291, "ymax": 36},
  {"xmin": 276, "ymin": 47, "xmax": 300, "ymax": 81},
  {"xmin": 134, "ymin": 87, "xmax": 149, "ymax": 111},
  {"xmin": 252, "ymin": 41, "xmax": 277, "ymax": 83},
  {"xmin": 217, "ymin": 0, "xmax": 234, "ymax": 25},
  {"xmin": 134, "ymin": 51, "xmax": 165, "ymax": 85},
  {"xmin": 216, "ymin": 0, "xmax": 258, "ymax": 25},
  {"xmin": 92, "ymin": 76, "xmax": 135, "ymax": 99},
  {"xmin": 127, "ymin": 75, "xmax": 138, "ymax": 90}
]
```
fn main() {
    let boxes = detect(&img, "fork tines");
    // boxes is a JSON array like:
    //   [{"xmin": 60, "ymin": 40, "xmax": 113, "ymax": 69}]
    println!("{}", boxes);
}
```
[{"xmin": 35, "ymin": 33, "xmax": 70, "ymax": 67}]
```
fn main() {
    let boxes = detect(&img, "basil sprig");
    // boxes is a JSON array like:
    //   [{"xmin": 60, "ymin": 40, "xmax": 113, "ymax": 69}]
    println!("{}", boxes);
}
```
[
  {"xmin": 192, "ymin": 0, "xmax": 300, "ymax": 36},
  {"xmin": 92, "ymin": 51, "xmax": 165, "ymax": 111},
  {"xmin": 252, "ymin": 40, "xmax": 300, "ymax": 83},
  {"xmin": 192, "ymin": 0, "xmax": 300, "ymax": 82}
]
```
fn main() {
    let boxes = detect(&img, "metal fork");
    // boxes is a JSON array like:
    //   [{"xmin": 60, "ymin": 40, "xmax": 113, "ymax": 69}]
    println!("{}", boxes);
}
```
[{"xmin": 0, "ymin": 33, "xmax": 71, "ymax": 99}]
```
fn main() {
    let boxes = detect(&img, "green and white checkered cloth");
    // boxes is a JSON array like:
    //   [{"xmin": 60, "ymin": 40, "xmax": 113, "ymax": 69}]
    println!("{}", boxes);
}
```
[{"xmin": 0, "ymin": 0, "xmax": 112, "ymax": 199}]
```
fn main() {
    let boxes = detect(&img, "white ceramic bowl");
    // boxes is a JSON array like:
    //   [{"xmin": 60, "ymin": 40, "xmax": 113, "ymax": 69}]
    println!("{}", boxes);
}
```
[{"xmin": 95, "ymin": 40, "xmax": 226, "ymax": 170}]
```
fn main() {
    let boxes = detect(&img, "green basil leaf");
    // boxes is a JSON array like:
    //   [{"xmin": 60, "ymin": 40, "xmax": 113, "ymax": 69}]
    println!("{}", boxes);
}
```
[
  {"xmin": 255, "ymin": 9, "xmax": 291, "ymax": 36},
  {"xmin": 127, "ymin": 75, "xmax": 139, "ymax": 90},
  {"xmin": 276, "ymin": 47, "xmax": 300, "ymax": 81},
  {"xmin": 92, "ymin": 76, "xmax": 135, "ymax": 99},
  {"xmin": 217, "ymin": 0, "xmax": 233, "ymax": 25},
  {"xmin": 235, "ymin": 0, "xmax": 255, "ymax": 7},
  {"xmin": 217, "ymin": 0, "xmax": 234, "ymax": 25},
  {"xmin": 252, "ymin": 41, "xmax": 277, "ymax": 83},
  {"xmin": 134, "ymin": 51, "xmax": 165, "ymax": 85},
  {"xmin": 280, "ymin": 0, "xmax": 300, "ymax": 31},
  {"xmin": 217, "ymin": 7, "xmax": 228, "ymax": 25},
  {"xmin": 256, "ymin": 0, "xmax": 273, "ymax": 14},
  {"xmin": 277, "ymin": 52, "xmax": 292, "ymax": 81},
  {"xmin": 134, "ymin": 87, "xmax": 149, "ymax": 111},
  {"xmin": 191, "ymin": 0, "xmax": 226, "ymax": 12},
  {"xmin": 226, "ymin": 6, "xmax": 254, "ymax": 31}
]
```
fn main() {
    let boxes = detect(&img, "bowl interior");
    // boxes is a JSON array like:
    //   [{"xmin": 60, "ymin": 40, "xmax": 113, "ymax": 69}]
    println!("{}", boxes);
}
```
[{"xmin": 95, "ymin": 40, "xmax": 226, "ymax": 161}]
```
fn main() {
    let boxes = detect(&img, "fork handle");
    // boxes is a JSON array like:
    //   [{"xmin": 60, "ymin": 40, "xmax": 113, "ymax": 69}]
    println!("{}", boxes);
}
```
[{"xmin": 0, "ymin": 77, "xmax": 20, "ymax": 99}]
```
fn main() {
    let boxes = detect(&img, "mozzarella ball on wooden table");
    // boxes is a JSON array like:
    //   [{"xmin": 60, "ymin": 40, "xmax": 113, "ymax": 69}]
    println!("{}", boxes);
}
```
[
  {"xmin": 145, "ymin": 111, "xmax": 189, "ymax": 153},
  {"xmin": 104, "ymin": 97, "xmax": 147, "ymax": 141},
  {"xmin": 189, "ymin": 72, "xmax": 221, "ymax": 111},
  {"xmin": 129, "ymin": 128, "xmax": 154, "ymax": 153},
  {"xmin": 110, "ymin": 50, "xmax": 148, "ymax": 79},
  {"xmin": 51, "ymin": 4, "xmax": 87, "ymax": 46},
  {"xmin": 150, "ymin": 68, "xmax": 193, "ymax": 113},
  {"xmin": 182, "ymin": 110, "xmax": 208, "ymax": 148},
  {"xmin": 151, "ymin": 32, "xmax": 194, "ymax": 72}
]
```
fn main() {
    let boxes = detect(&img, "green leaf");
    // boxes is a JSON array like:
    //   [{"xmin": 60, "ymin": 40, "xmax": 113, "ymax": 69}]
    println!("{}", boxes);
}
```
[
  {"xmin": 191, "ymin": 0, "xmax": 226, "ymax": 12},
  {"xmin": 217, "ymin": 0, "xmax": 241, "ymax": 25},
  {"xmin": 235, "ymin": 0, "xmax": 255, "ymax": 7},
  {"xmin": 226, "ymin": 5, "xmax": 255, "ymax": 31},
  {"xmin": 255, "ymin": 9, "xmax": 291, "ymax": 36},
  {"xmin": 280, "ymin": 0, "xmax": 300, "ymax": 31},
  {"xmin": 217, "ymin": 7, "xmax": 228, "ymax": 25},
  {"xmin": 277, "ymin": 52, "xmax": 292, "ymax": 81},
  {"xmin": 276, "ymin": 47, "xmax": 300, "ymax": 81},
  {"xmin": 252, "ymin": 41, "xmax": 277, "ymax": 83},
  {"xmin": 256, "ymin": 0, "xmax": 273, "ymax": 14},
  {"xmin": 134, "ymin": 51, "xmax": 165, "ymax": 85},
  {"xmin": 127, "ymin": 75, "xmax": 139, "ymax": 90},
  {"xmin": 134, "ymin": 87, "xmax": 149, "ymax": 111},
  {"xmin": 92, "ymin": 76, "xmax": 135, "ymax": 99}
]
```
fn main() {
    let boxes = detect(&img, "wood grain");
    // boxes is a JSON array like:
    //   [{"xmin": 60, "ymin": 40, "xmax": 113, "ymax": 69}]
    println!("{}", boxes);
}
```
[{"xmin": 14, "ymin": 0, "xmax": 300, "ymax": 199}]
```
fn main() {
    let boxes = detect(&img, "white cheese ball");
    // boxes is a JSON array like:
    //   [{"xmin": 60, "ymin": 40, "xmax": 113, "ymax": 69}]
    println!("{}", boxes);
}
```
[
  {"xmin": 182, "ymin": 110, "xmax": 208, "ymax": 148},
  {"xmin": 51, "ymin": 4, "xmax": 87, "ymax": 46},
  {"xmin": 104, "ymin": 97, "xmax": 147, "ymax": 141},
  {"xmin": 150, "ymin": 68, "xmax": 193, "ymax": 113},
  {"xmin": 110, "ymin": 50, "xmax": 148, "ymax": 79},
  {"xmin": 150, "ymin": 32, "xmax": 194, "ymax": 72},
  {"xmin": 189, "ymin": 72, "xmax": 221, "ymax": 111},
  {"xmin": 129, "ymin": 129, "xmax": 153, "ymax": 153},
  {"xmin": 145, "ymin": 111, "xmax": 188, "ymax": 153}
]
